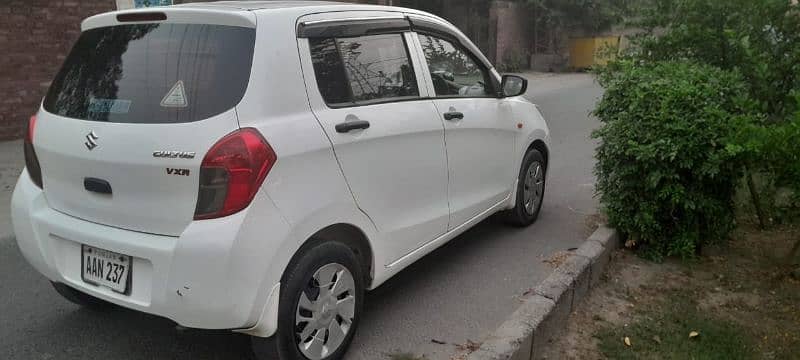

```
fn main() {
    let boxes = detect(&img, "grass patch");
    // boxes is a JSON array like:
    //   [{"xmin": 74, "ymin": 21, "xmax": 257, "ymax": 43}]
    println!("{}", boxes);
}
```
[
  {"xmin": 537, "ymin": 224, "xmax": 800, "ymax": 359},
  {"xmin": 596, "ymin": 292, "xmax": 753, "ymax": 359}
]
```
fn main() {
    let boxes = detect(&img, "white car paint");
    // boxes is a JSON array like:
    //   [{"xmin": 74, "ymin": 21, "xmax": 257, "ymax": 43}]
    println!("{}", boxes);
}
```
[{"xmin": 11, "ymin": 1, "xmax": 550, "ymax": 344}]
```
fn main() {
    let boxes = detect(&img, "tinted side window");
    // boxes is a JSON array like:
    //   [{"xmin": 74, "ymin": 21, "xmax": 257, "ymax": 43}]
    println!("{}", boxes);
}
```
[
  {"xmin": 309, "ymin": 38, "xmax": 352, "ymax": 105},
  {"xmin": 418, "ymin": 34, "xmax": 493, "ymax": 97},
  {"xmin": 309, "ymin": 34, "xmax": 419, "ymax": 106}
]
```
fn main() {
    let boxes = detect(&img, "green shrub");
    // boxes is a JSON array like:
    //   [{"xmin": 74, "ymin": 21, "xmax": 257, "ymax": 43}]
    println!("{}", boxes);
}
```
[
  {"xmin": 630, "ymin": 0, "xmax": 800, "ymax": 120},
  {"xmin": 593, "ymin": 61, "xmax": 751, "ymax": 259},
  {"xmin": 619, "ymin": 0, "xmax": 800, "ymax": 229},
  {"xmin": 731, "ymin": 106, "xmax": 800, "ymax": 221}
]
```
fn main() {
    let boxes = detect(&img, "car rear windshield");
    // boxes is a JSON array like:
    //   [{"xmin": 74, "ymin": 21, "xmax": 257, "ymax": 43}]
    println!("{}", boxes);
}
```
[{"xmin": 43, "ymin": 23, "xmax": 255, "ymax": 124}]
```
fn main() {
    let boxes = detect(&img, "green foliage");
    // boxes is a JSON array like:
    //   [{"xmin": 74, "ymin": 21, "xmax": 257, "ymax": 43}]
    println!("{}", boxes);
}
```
[
  {"xmin": 629, "ymin": 0, "xmax": 800, "ymax": 120},
  {"xmin": 527, "ymin": 0, "xmax": 632, "ymax": 35},
  {"xmin": 731, "ymin": 104, "xmax": 800, "ymax": 220},
  {"xmin": 593, "ymin": 61, "xmax": 750, "ymax": 258},
  {"xmin": 594, "ymin": 0, "xmax": 800, "ymax": 257}
]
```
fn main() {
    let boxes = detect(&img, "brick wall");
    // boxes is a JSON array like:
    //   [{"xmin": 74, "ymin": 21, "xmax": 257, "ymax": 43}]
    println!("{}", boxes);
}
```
[{"xmin": 0, "ymin": 1, "xmax": 115, "ymax": 140}]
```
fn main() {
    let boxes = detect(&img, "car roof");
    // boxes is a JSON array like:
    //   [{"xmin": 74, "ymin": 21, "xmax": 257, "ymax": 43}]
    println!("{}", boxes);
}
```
[
  {"xmin": 83, "ymin": 1, "xmax": 433, "ymax": 31},
  {"xmin": 173, "ymin": 1, "xmax": 380, "ymax": 11}
]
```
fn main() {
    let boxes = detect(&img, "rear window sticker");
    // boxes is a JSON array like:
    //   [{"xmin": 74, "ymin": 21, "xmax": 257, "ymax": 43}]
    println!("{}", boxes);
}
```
[
  {"xmin": 160, "ymin": 80, "xmax": 188, "ymax": 108},
  {"xmin": 88, "ymin": 98, "xmax": 132, "ymax": 114}
]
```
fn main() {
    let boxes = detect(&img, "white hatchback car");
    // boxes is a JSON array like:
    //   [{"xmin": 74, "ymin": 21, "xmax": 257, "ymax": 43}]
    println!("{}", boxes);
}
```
[{"xmin": 12, "ymin": 2, "xmax": 551, "ymax": 359}]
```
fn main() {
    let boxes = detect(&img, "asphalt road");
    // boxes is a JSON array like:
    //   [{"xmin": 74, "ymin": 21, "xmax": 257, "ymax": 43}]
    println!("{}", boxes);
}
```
[{"xmin": 0, "ymin": 73, "xmax": 603, "ymax": 360}]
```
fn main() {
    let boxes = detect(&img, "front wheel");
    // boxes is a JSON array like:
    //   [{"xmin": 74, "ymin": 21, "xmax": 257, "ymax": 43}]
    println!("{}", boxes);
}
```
[
  {"xmin": 503, "ymin": 149, "xmax": 546, "ymax": 226},
  {"xmin": 253, "ymin": 242, "xmax": 364, "ymax": 360}
]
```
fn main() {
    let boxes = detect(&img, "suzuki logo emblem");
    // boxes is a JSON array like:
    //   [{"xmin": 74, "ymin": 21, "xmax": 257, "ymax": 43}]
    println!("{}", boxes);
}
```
[{"xmin": 85, "ymin": 131, "xmax": 99, "ymax": 150}]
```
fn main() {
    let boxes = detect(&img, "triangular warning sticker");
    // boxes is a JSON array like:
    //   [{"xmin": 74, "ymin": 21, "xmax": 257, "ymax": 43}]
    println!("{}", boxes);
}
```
[{"xmin": 160, "ymin": 80, "xmax": 188, "ymax": 108}]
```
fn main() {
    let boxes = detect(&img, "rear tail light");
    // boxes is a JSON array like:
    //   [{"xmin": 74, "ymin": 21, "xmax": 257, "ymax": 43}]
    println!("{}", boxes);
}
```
[
  {"xmin": 194, "ymin": 128, "xmax": 277, "ymax": 220},
  {"xmin": 23, "ymin": 114, "xmax": 43, "ymax": 188}
]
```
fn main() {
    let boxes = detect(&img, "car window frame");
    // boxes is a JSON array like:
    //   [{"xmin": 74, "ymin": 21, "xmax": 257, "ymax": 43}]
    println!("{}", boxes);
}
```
[
  {"xmin": 297, "ymin": 14, "xmax": 503, "ymax": 109},
  {"xmin": 302, "ymin": 19, "xmax": 426, "ymax": 109},
  {"xmin": 413, "ymin": 31, "xmax": 499, "ymax": 100},
  {"xmin": 334, "ymin": 33, "xmax": 422, "ymax": 108}
]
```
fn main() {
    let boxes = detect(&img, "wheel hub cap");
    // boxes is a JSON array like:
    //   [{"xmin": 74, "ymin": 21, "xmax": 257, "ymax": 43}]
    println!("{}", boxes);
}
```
[
  {"xmin": 523, "ymin": 161, "xmax": 544, "ymax": 215},
  {"xmin": 295, "ymin": 263, "xmax": 356, "ymax": 360}
]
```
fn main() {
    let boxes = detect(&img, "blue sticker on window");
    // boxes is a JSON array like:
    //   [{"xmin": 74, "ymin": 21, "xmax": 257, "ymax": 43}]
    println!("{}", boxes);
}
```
[
  {"xmin": 88, "ymin": 98, "xmax": 132, "ymax": 114},
  {"xmin": 134, "ymin": 0, "xmax": 173, "ymax": 8}
]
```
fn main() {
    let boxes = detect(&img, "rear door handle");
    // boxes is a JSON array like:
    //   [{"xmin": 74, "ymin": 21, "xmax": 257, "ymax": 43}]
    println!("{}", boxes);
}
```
[
  {"xmin": 443, "ymin": 112, "xmax": 464, "ymax": 121},
  {"xmin": 335, "ymin": 120, "xmax": 370, "ymax": 133}
]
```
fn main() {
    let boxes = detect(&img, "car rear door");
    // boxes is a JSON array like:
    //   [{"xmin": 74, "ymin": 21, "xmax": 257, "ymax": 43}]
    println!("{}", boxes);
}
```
[
  {"xmin": 297, "ymin": 14, "xmax": 450, "ymax": 260},
  {"xmin": 34, "ymin": 16, "xmax": 257, "ymax": 236},
  {"xmin": 413, "ymin": 29, "xmax": 517, "ymax": 229}
]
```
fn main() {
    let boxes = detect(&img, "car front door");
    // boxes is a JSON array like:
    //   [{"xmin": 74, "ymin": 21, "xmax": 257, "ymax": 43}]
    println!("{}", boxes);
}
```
[
  {"xmin": 298, "ymin": 26, "xmax": 450, "ymax": 261},
  {"xmin": 415, "ymin": 32, "xmax": 517, "ymax": 229}
]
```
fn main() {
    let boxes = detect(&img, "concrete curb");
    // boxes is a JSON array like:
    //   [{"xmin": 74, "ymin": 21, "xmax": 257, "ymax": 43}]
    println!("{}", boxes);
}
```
[{"xmin": 466, "ymin": 225, "xmax": 620, "ymax": 360}]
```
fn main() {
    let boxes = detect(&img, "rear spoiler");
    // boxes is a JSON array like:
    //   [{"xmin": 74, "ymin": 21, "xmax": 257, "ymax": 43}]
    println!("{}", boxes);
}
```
[{"xmin": 82, "ymin": 7, "xmax": 257, "ymax": 31}]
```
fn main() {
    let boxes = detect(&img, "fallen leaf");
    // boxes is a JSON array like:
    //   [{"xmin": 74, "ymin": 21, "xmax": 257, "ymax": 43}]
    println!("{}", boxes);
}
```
[
  {"xmin": 542, "ymin": 251, "xmax": 572, "ymax": 268},
  {"xmin": 689, "ymin": 331, "xmax": 700, "ymax": 339},
  {"xmin": 624, "ymin": 337, "xmax": 632, "ymax": 346},
  {"xmin": 455, "ymin": 339, "xmax": 481, "ymax": 352},
  {"xmin": 431, "ymin": 338, "xmax": 447, "ymax": 345}
]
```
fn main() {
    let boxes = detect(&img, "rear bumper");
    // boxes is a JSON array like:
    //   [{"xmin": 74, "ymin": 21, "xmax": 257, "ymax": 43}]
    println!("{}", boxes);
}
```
[{"xmin": 11, "ymin": 170, "xmax": 287, "ymax": 334}]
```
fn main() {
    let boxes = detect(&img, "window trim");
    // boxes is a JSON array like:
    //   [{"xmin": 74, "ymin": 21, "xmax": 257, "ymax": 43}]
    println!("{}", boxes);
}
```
[
  {"xmin": 323, "ymin": 95, "xmax": 432, "ymax": 110},
  {"xmin": 297, "ymin": 17, "xmax": 411, "ymax": 38},
  {"xmin": 309, "ymin": 32, "xmax": 424, "ymax": 109},
  {"xmin": 407, "ymin": 16, "xmax": 497, "ymax": 78},
  {"xmin": 415, "ymin": 32, "xmax": 501, "ymax": 99}
]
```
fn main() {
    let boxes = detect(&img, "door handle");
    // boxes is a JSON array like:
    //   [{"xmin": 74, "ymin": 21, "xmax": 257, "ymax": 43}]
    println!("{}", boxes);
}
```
[
  {"xmin": 443, "ymin": 111, "xmax": 464, "ymax": 121},
  {"xmin": 335, "ymin": 120, "xmax": 370, "ymax": 133}
]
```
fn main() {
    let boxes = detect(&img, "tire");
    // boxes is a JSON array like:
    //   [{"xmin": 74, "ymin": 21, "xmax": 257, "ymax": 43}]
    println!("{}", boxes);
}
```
[
  {"xmin": 503, "ymin": 149, "xmax": 546, "ymax": 227},
  {"xmin": 252, "ymin": 242, "xmax": 365, "ymax": 360},
  {"xmin": 51, "ymin": 282, "xmax": 115, "ymax": 310}
]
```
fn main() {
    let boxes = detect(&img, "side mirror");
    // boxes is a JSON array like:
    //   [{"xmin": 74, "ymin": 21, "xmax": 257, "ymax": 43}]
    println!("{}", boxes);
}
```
[{"xmin": 501, "ymin": 75, "xmax": 528, "ymax": 97}]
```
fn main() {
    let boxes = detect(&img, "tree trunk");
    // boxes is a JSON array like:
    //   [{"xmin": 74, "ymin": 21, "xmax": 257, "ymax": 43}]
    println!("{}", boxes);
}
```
[
  {"xmin": 789, "ymin": 237, "xmax": 800, "ymax": 265},
  {"xmin": 745, "ymin": 165, "xmax": 767, "ymax": 229}
]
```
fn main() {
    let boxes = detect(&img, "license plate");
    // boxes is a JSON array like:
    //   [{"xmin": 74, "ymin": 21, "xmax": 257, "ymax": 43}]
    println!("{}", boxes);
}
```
[{"xmin": 81, "ymin": 245, "xmax": 131, "ymax": 294}]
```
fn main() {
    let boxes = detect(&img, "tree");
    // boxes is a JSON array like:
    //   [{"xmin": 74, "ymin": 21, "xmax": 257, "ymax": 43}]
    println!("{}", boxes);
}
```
[{"xmin": 528, "ymin": 0, "xmax": 632, "ymax": 35}]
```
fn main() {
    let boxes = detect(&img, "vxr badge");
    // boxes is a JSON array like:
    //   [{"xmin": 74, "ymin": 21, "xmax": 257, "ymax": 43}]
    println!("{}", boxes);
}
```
[{"xmin": 85, "ymin": 131, "xmax": 99, "ymax": 150}]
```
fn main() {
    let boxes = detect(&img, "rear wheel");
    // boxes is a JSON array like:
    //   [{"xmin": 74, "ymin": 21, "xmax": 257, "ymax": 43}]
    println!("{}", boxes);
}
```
[
  {"xmin": 253, "ymin": 242, "xmax": 364, "ymax": 360},
  {"xmin": 504, "ymin": 149, "xmax": 546, "ymax": 226},
  {"xmin": 51, "ymin": 282, "xmax": 114, "ymax": 310}
]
